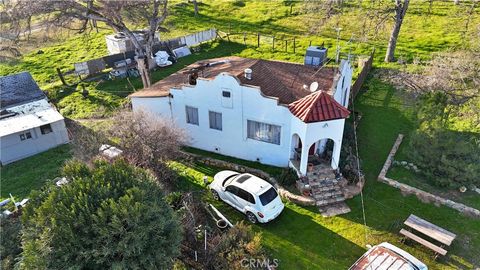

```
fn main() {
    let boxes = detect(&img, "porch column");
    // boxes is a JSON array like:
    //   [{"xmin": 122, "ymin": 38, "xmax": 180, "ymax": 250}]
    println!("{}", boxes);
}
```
[
  {"xmin": 330, "ymin": 139, "xmax": 342, "ymax": 169},
  {"xmin": 299, "ymin": 143, "xmax": 310, "ymax": 175}
]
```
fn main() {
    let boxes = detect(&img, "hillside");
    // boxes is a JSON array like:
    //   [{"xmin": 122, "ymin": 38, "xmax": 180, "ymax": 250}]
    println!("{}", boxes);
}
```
[{"xmin": 0, "ymin": 0, "xmax": 478, "ymax": 119}]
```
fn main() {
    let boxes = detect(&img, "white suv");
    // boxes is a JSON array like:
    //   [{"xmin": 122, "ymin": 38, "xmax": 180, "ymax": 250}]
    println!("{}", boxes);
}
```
[{"xmin": 209, "ymin": 170, "xmax": 284, "ymax": 223}]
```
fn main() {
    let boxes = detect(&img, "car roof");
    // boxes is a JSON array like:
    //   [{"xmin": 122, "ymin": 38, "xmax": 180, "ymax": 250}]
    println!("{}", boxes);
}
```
[
  {"xmin": 230, "ymin": 174, "xmax": 272, "ymax": 195},
  {"xmin": 349, "ymin": 242, "xmax": 427, "ymax": 270}
]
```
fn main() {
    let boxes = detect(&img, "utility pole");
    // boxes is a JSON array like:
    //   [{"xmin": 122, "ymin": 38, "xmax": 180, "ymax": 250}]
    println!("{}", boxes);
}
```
[{"xmin": 335, "ymin": 27, "xmax": 342, "ymax": 64}]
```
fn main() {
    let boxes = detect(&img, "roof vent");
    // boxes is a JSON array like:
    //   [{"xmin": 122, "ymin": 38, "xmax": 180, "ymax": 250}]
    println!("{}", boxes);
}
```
[{"xmin": 244, "ymin": 68, "xmax": 252, "ymax": 80}]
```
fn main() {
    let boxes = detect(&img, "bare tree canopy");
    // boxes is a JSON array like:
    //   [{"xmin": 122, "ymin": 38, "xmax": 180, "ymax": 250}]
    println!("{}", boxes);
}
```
[
  {"xmin": 424, "ymin": 50, "xmax": 480, "ymax": 105},
  {"xmin": 109, "ymin": 110, "xmax": 187, "ymax": 182},
  {"xmin": 6, "ymin": 0, "xmax": 169, "ymax": 88}
]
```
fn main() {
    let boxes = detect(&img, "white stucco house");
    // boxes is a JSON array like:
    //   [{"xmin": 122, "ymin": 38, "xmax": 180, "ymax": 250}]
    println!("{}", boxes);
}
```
[
  {"xmin": 0, "ymin": 72, "xmax": 70, "ymax": 165},
  {"xmin": 130, "ymin": 56, "xmax": 352, "ymax": 176}
]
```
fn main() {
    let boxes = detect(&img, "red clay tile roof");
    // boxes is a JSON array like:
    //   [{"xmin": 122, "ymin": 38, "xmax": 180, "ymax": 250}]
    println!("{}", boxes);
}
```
[
  {"xmin": 288, "ymin": 90, "xmax": 350, "ymax": 123},
  {"xmin": 129, "ymin": 56, "xmax": 336, "ymax": 104}
]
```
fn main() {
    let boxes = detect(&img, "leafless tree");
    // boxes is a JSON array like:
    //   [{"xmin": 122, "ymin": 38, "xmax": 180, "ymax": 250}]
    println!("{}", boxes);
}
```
[
  {"xmin": 0, "ymin": 0, "xmax": 35, "ymax": 57},
  {"xmin": 423, "ymin": 50, "xmax": 480, "ymax": 105},
  {"xmin": 385, "ymin": 0, "xmax": 410, "ymax": 62},
  {"xmin": 7, "ymin": 0, "xmax": 168, "ymax": 88},
  {"xmin": 108, "ymin": 110, "xmax": 187, "ymax": 182}
]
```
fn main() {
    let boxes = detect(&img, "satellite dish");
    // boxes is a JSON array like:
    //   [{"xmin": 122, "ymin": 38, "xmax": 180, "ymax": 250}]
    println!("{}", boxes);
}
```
[{"xmin": 309, "ymin": 82, "xmax": 319, "ymax": 92}]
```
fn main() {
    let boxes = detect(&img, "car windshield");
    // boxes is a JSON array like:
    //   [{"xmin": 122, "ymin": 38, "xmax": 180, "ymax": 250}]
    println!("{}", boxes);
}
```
[
  {"xmin": 259, "ymin": 187, "xmax": 278, "ymax": 206},
  {"xmin": 222, "ymin": 173, "xmax": 239, "ymax": 187}
]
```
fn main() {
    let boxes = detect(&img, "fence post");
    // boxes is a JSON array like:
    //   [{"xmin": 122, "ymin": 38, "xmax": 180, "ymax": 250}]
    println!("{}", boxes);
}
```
[
  {"xmin": 56, "ymin": 68, "xmax": 67, "ymax": 85},
  {"xmin": 285, "ymin": 40, "xmax": 287, "ymax": 52},
  {"xmin": 309, "ymin": 40, "xmax": 312, "ymax": 46},
  {"xmin": 243, "ymin": 32, "xmax": 246, "ymax": 45},
  {"xmin": 257, "ymin": 33, "xmax": 260, "ymax": 47},
  {"xmin": 272, "ymin": 36, "xmax": 275, "ymax": 51},
  {"xmin": 293, "ymin": 38, "xmax": 296, "ymax": 53}
]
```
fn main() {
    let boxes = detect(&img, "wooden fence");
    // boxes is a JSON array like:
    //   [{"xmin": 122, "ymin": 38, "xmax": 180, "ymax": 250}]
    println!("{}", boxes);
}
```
[
  {"xmin": 217, "ymin": 30, "xmax": 298, "ymax": 53},
  {"xmin": 349, "ymin": 48, "xmax": 375, "ymax": 104}
]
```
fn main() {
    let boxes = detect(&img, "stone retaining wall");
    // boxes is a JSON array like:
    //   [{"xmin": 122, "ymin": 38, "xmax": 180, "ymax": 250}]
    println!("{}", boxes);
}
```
[
  {"xmin": 181, "ymin": 151, "xmax": 316, "ymax": 206},
  {"xmin": 378, "ymin": 134, "xmax": 480, "ymax": 218}
]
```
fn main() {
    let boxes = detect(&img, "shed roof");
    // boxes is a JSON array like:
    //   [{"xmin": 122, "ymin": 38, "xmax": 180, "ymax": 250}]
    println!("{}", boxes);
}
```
[
  {"xmin": 0, "ymin": 72, "xmax": 46, "ymax": 109},
  {"xmin": 288, "ymin": 90, "xmax": 350, "ymax": 122},
  {"xmin": 129, "ymin": 56, "xmax": 336, "ymax": 104},
  {"xmin": 0, "ymin": 99, "xmax": 64, "ymax": 137}
]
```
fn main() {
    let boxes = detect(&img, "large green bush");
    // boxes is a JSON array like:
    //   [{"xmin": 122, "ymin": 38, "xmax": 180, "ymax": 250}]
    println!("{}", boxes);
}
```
[
  {"xmin": 0, "ymin": 218, "xmax": 22, "ymax": 270},
  {"xmin": 18, "ymin": 159, "xmax": 182, "ymax": 270},
  {"xmin": 409, "ymin": 93, "xmax": 480, "ymax": 188}
]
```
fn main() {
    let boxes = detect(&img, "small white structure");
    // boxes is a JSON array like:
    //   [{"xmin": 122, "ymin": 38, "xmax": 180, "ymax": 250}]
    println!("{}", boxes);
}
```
[
  {"xmin": 154, "ymin": 51, "xmax": 173, "ymax": 67},
  {"xmin": 105, "ymin": 32, "xmax": 159, "ymax": 55},
  {"xmin": 99, "ymin": 144, "xmax": 123, "ymax": 160},
  {"xmin": 130, "ymin": 57, "xmax": 353, "ymax": 176},
  {"xmin": 0, "ymin": 72, "xmax": 69, "ymax": 165}
]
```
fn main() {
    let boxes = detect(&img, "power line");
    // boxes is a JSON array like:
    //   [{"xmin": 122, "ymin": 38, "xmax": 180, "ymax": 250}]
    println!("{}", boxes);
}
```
[{"xmin": 350, "ymin": 83, "xmax": 369, "ymax": 246}]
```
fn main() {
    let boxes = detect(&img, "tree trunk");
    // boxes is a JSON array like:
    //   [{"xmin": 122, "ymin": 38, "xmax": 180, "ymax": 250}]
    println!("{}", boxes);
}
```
[
  {"xmin": 385, "ymin": 0, "xmax": 410, "ymax": 62},
  {"xmin": 193, "ymin": 0, "xmax": 199, "ymax": 16},
  {"xmin": 123, "ymin": 30, "xmax": 152, "ymax": 88}
]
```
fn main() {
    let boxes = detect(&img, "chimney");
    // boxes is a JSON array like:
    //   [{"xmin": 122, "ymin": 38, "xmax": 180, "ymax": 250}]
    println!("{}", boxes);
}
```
[{"xmin": 244, "ymin": 68, "xmax": 252, "ymax": 80}]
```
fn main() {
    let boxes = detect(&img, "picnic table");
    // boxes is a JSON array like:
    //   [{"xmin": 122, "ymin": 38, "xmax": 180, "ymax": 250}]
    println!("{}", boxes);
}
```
[{"xmin": 400, "ymin": 214, "xmax": 456, "ymax": 258}]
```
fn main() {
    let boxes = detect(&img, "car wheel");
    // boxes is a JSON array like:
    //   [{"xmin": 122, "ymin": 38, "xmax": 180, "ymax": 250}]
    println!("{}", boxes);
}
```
[
  {"xmin": 246, "ymin": 212, "xmax": 258, "ymax": 224},
  {"xmin": 211, "ymin": 189, "xmax": 220, "ymax": 200}
]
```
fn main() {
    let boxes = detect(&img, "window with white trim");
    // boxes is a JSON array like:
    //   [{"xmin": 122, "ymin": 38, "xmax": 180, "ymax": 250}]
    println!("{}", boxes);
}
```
[
  {"xmin": 185, "ymin": 106, "xmax": 199, "ymax": 125},
  {"xmin": 247, "ymin": 120, "xmax": 281, "ymax": 145},
  {"xmin": 209, "ymin": 111, "xmax": 222, "ymax": 131}
]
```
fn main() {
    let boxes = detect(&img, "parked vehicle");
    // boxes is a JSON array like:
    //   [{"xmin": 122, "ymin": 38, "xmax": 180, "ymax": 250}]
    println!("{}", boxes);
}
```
[
  {"xmin": 349, "ymin": 242, "xmax": 428, "ymax": 270},
  {"xmin": 209, "ymin": 170, "xmax": 284, "ymax": 223}
]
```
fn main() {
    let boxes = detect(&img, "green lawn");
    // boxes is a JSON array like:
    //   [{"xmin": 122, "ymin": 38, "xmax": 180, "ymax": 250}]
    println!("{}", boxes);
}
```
[
  {"xmin": 169, "ymin": 73, "xmax": 480, "ymax": 269},
  {"xmin": 1, "ymin": 1, "xmax": 478, "ymax": 119},
  {"xmin": 0, "ymin": 145, "xmax": 72, "ymax": 200}
]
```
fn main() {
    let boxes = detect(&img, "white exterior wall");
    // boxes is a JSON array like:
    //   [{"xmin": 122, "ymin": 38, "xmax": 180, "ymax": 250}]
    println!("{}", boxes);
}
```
[
  {"xmin": 0, "ymin": 120, "xmax": 69, "ymax": 165},
  {"xmin": 133, "ymin": 73, "xmax": 293, "ymax": 167},
  {"xmin": 132, "ymin": 61, "xmax": 353, "ymax": 173},
  {"xmin": 332, "ymin": 60, "xmax": 353, "ymax": 108}
]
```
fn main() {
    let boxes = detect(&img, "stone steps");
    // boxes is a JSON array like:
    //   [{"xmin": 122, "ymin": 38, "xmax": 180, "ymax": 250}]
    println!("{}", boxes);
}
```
[
  {"xmin": 315, "ymin": 196, "xmax": 345, "ymax": 207},
  {"xmin": 312, "ymin": 189, "xmax": 343, "ymax": 200},
  {"xmin": 318, "ymin": 202, "xmax": 351, "ymax": 217},
  {"xmin": 309, "ymin": 179, "xmax": 339, "ymax": 188},
  {"xmin": 311, "ymin": 185, "xmax": 341, "ymax": 193}
]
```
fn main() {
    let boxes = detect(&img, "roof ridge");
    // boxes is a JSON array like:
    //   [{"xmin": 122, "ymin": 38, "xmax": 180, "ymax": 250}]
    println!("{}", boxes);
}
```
[{"xmin": 303, "ymin": 91, "xmax": 323, "ymax": 122}]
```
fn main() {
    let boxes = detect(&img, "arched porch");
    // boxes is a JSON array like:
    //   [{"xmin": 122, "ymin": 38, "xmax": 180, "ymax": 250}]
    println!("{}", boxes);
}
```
[{"xmin": 289, "ymin": 134, "xmax": 341, "ymax": 176}]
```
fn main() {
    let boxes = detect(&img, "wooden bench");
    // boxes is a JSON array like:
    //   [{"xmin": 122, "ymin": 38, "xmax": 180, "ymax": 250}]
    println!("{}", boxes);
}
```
[
  {"xmin": 400, "ymin": 229, "xmax": 447, "ymax": 256},
  {"xmin": 400, "ymin": 214, "xmax": 456, "ymax": 258}
]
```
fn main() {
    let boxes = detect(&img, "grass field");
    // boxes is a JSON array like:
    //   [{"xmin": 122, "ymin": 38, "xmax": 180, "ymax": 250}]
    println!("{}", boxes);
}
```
[
  {"xmin": 0, "ymin": 145, "xmax": 72, "ymax": 201},
  {"xmin": 1, "ymin": 0, "xmax": 478, "ymax": 118}
]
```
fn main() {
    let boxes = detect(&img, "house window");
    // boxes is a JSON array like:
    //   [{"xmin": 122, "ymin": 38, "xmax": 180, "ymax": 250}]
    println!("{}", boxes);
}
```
[
  {"xmin": 185, "ymin": 106, "xmax": 199, "ymax": 125},
  {"xmin": 222, "ymin": 91, "xmax": 231, "ymax": 98},
  {"xmin": 209, "ymin": 111, "xmax": 222, "ymax": 131},
  {"xmin": 40, "ymin": 124, "xmax": 53, "ymax": 134},
  {"xmin": 19, "ymin": 131, "xmax": 32, "ymax": 141},
  {"xmin": 247, "ymin": 120, "xmax": 281, "ymax": 145}
]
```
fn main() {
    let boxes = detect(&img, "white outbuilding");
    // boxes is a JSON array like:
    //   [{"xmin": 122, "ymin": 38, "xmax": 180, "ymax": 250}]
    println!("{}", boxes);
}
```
[
  {"xmin": 0, "ymin": 72, "xmax": 70, "ymax": 165},
  {"xmin": 130, "ymin": 56, "xmax": 353, "ymax": 176}
]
